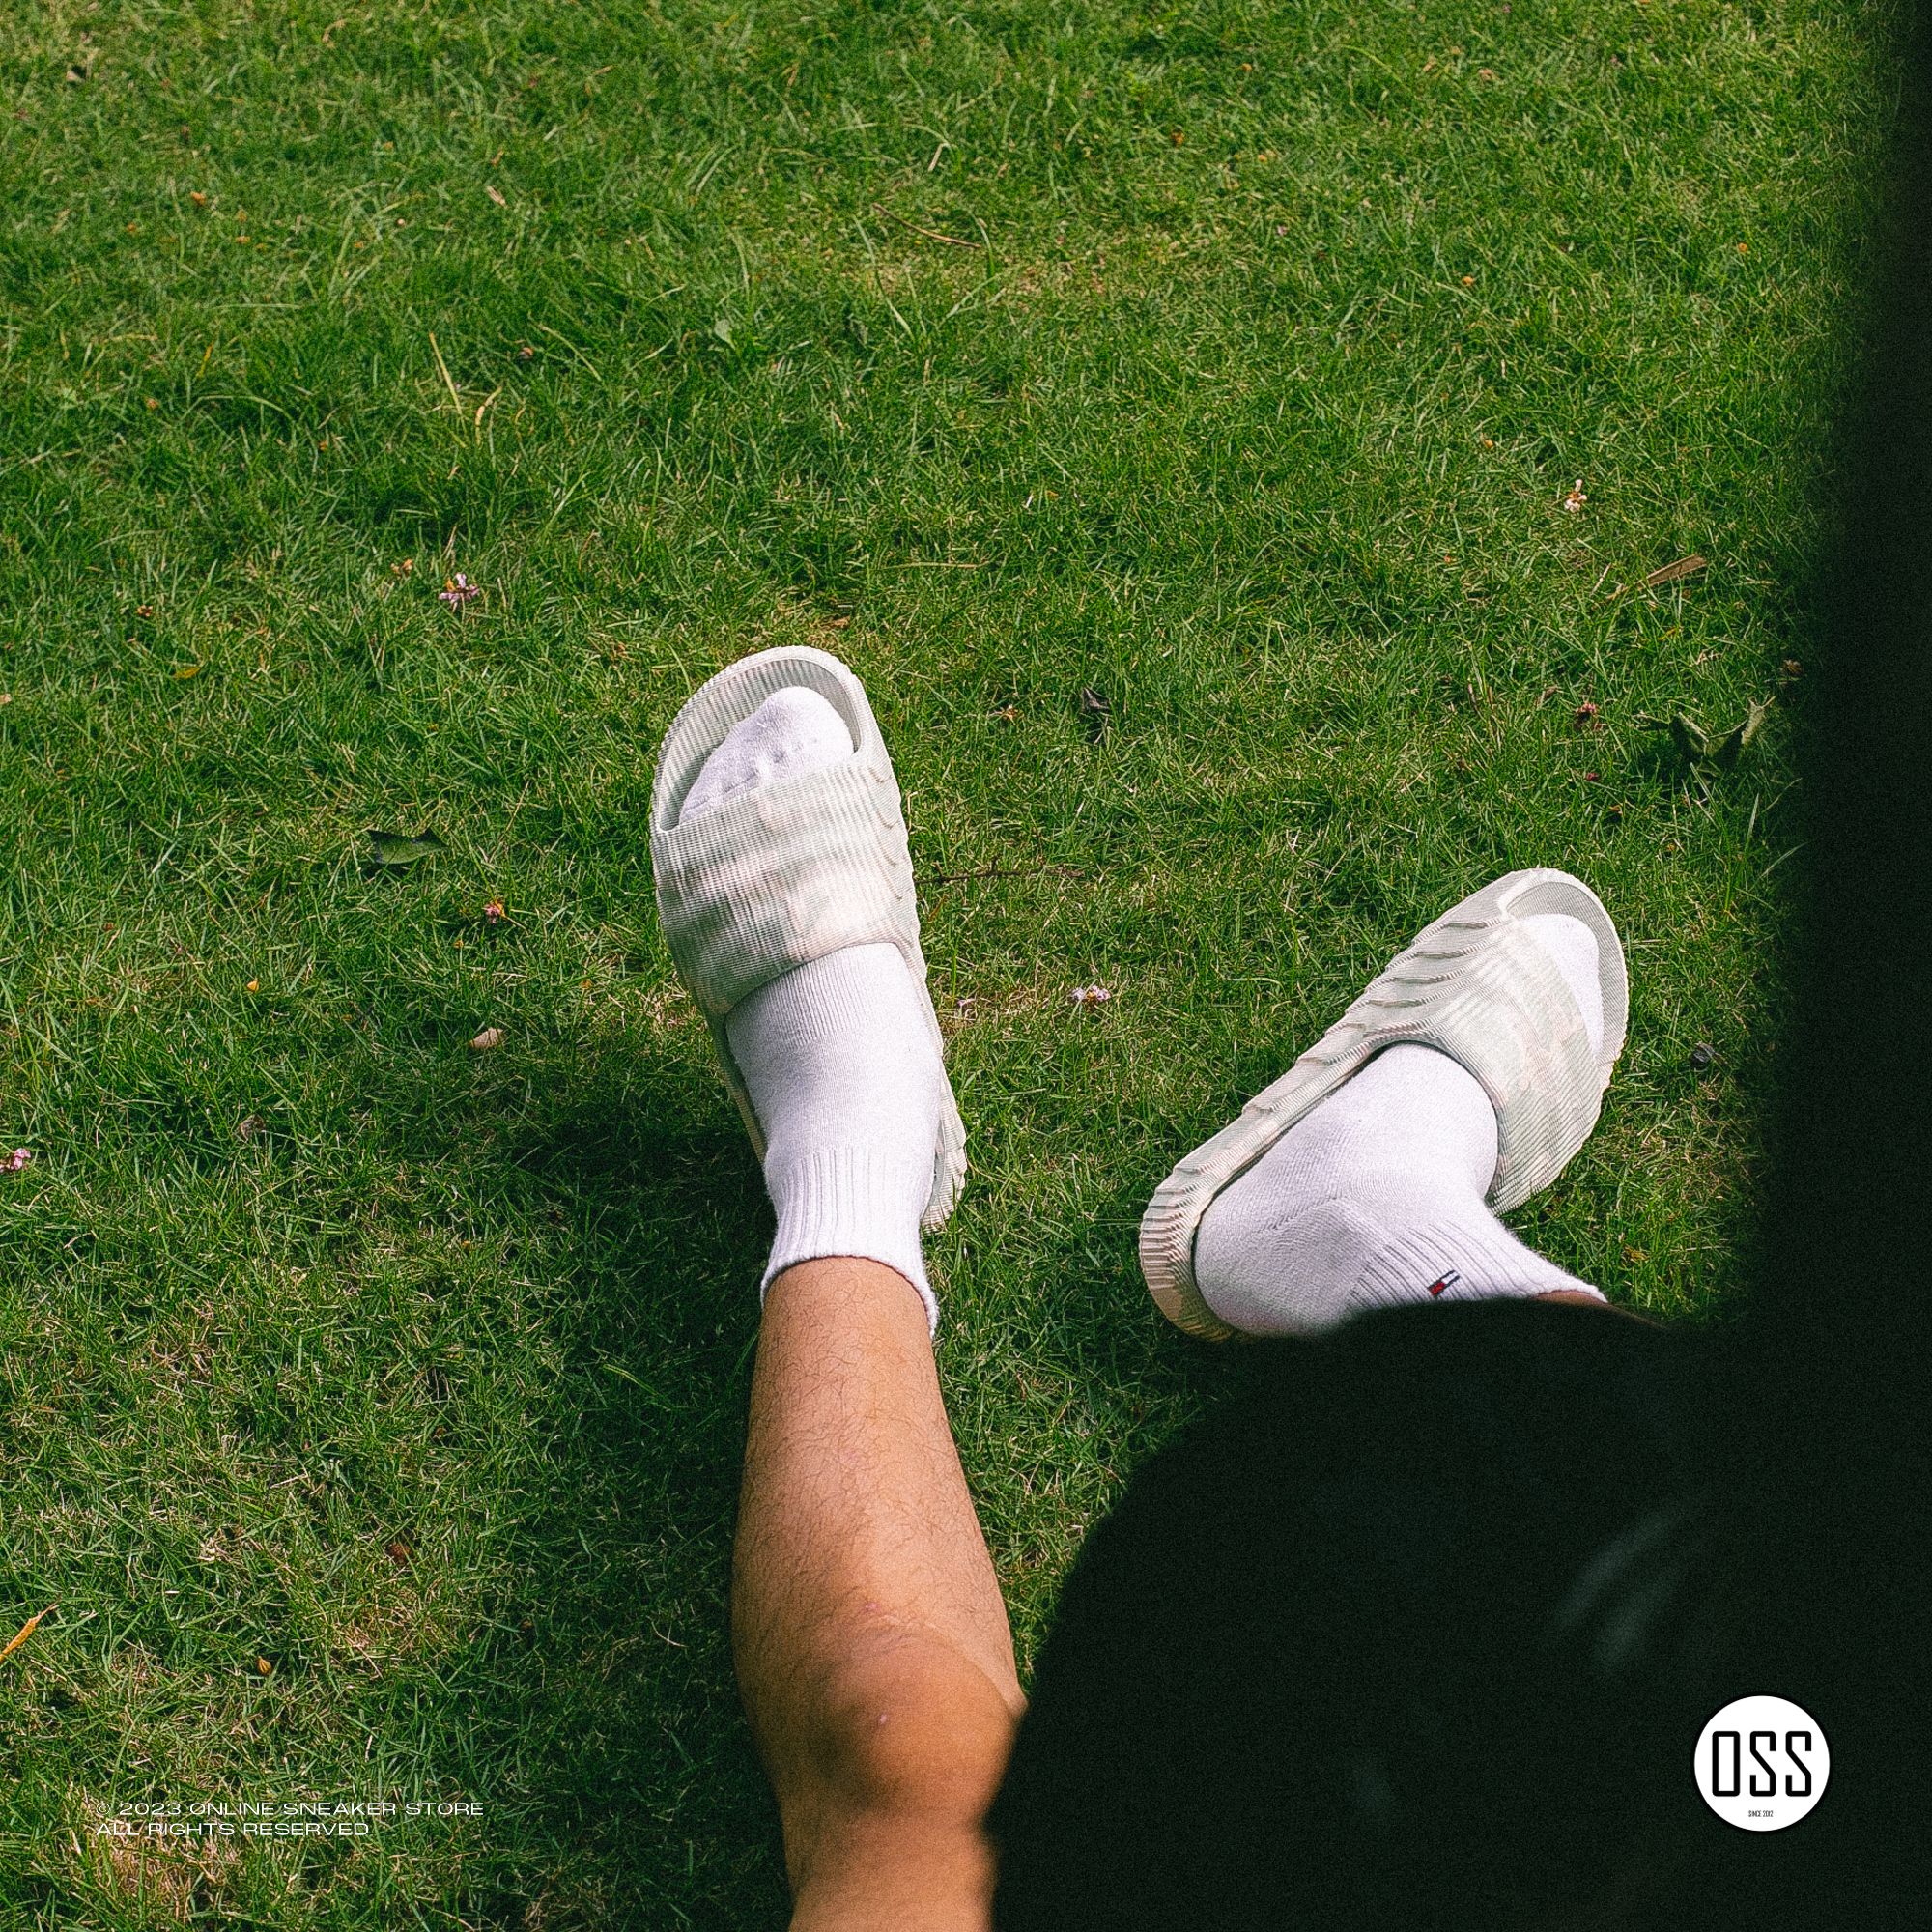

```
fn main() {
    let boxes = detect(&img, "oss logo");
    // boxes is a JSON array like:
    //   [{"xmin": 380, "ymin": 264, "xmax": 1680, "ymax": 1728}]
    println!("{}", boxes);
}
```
[{"xmin": 1693, "ymin": 1695, "xmax": 1830, "ymax": 1831}]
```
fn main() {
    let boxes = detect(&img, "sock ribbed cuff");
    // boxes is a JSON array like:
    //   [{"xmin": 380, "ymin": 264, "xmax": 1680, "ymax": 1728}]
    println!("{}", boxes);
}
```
[
  {"xmin": 760, "ymin": 1146, "xmax": 937, "ymax": 1332},
  {"xmin": 1347, "ymin": 1219, "xmax": 1604, "ymax": 1319}
]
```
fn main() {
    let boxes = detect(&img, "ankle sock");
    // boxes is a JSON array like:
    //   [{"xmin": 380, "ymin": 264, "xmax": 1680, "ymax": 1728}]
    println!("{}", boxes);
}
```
[
  {"xmin": 1192, "ymin": 914, "xmax": 1606, "ymax": 1336},
  {"xmin": 682, "ymin": 687, "xmax": 944, "ymax": 1326}
]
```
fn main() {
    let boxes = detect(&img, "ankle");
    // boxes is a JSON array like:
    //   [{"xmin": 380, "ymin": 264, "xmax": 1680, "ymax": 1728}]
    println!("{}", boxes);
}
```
[
  {"xmin": 765, "ymin": 1146, "xmax": 936, "ymax": 1325},
  {"xmin": 724, "ymin": 942, "xmax": 945, "ymax": 1327}
]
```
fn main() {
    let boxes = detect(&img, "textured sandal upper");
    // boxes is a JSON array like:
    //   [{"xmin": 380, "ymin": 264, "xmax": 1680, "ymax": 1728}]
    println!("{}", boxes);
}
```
[
  {"xmin": 1309, "ymin": 910, "xmax": 1605, "ymax": 1212},
  {"xmin": 654, "ymin": 757, "xmax": 911, "ymax": 1020}
]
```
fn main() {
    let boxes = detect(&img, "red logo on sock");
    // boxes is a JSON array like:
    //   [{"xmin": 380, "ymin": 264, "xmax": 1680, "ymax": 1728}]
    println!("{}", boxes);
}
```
[{"xmin": 1426, "ymin": 1270, "xmax": 1462, "ymax": 1298}]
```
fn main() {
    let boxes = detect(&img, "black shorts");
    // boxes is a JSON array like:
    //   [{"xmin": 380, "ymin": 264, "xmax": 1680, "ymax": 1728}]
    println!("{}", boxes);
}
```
[{"xmin": 991, "ymin": 1301, "xmax": 1739, "ymax": 1931}]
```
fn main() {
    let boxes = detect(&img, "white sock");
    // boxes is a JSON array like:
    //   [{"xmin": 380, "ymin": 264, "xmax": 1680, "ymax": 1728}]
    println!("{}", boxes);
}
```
[
  {"xmin": 682, "ymin": 688, "xmax": 944, "ymax": 1327},
  {"xmin": 1193, "ymin": 915, "xmax": 1607, "ymax": 1335}
]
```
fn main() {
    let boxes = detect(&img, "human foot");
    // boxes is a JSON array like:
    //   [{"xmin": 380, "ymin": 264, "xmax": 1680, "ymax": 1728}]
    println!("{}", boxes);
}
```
[
  {"xmin": 652, "ymin": 653, "xmax": 963, "ymax": 1330},
  {"xmin": 1141, "ymin": 873, "xmax": 1626, "ymax": 1339}
]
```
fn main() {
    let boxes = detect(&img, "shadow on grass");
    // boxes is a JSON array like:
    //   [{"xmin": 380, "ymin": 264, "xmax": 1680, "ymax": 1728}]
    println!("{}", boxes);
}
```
[{"xmin": 392, "ymin": 1033, "xmax": 791, "ymax": 1929}]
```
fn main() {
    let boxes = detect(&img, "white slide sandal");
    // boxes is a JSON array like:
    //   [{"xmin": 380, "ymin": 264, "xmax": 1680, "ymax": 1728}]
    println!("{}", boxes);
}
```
[
  {"xmin": 649, "ymin": 645, "xmax": 967, "ymax": 1229},
  {"xmin": 1139, "ymin": 868, "xmax": 1628, "ymax": 1340}
]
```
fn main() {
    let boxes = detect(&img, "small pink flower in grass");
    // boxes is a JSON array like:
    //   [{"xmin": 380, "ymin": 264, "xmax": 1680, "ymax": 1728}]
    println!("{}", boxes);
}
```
[
  {"xmin": 1068, "ymin": 983, "xmax": 1113, "ymax": 1010},
  {"xmin": 439, "ymin": 573, "xmax": 483, "ymax": 610},
  {"xmin": 483, "ymin": 898, "xmax": 506, "ymax": 925},
  {"xmin": 5, "ymin": 1148, "xmax": 32, "ymax": 1173}
]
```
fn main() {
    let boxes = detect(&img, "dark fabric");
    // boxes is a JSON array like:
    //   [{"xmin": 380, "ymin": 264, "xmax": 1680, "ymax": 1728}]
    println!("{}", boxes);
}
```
[
  {"xmin": 990, "ymin": 1302, "xmax": 1742, "ymax": 1932},
  {"xmin": 1722, "ymin": 1, "xmax": 1932, "ymax": 1911}
]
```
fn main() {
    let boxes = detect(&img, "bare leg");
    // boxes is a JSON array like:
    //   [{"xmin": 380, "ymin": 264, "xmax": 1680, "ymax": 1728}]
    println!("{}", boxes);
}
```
[{"xmin": 734, "ymin": 1258, "xmax": 1023, "ymax": 1931}]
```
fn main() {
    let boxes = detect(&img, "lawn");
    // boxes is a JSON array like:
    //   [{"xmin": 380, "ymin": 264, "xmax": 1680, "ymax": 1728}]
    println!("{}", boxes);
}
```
[{"xmin": 0, "ymin": 0, "xmax": 1891, "ymax": 1923}]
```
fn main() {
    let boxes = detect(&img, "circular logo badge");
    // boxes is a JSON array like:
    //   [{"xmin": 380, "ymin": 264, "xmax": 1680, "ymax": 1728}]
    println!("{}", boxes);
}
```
[{"xmin": 1694, "ymin": 1695, "xmax": 1830, "ymax": 1831}]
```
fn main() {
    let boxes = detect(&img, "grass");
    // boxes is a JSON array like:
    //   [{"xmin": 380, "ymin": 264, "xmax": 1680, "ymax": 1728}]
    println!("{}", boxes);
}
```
[{"xmin": 0, "ymin": 0, "xmax": 1893, "ymax": 1923}]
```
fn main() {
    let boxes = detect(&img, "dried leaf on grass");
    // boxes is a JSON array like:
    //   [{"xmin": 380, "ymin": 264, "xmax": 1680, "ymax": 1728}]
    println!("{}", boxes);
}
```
[
  {"xmin": 1656, "ymin": 696, "xmax": 1774, "ymax": 777},
  {"xmin": 1642, "ymin": 554, "xmax": 1707, "ymax": 589},
  {"xmin": 1, "ymin": 1608, "xmax": 48, "ymax": 1663},
  {"xmin": 1606, "ymin": 554, "xmax": 1711, "ymax": 600},
  {"xmin": 366, "ymin": 829, "xmax": 444, "ymax": 867}
]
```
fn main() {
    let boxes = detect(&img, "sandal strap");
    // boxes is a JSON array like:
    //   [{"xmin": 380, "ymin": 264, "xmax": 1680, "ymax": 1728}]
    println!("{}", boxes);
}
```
[
  {"xmin": 654, "ymin": 755, "xmax": 911, "ymax": 1020},
  {"xmin": 1312, "ymin": 912, "xmax": 1603, "ymax": 1210}
]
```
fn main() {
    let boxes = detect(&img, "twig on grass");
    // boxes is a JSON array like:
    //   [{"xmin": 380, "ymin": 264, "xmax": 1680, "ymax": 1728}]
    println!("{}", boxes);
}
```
[
  {"xmin": 872, "ymin": 205, "xmax": 985, "ymax": 250},
  {"xmin": 427, "ymin": 331, "xmax": 464, "ymax": 417}
]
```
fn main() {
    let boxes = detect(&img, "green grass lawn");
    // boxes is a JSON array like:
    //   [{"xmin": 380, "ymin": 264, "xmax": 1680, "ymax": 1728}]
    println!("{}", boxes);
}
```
[{"xmin": 0, "ymin": 0, "xmax": 1890, "ymax": 1922}]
